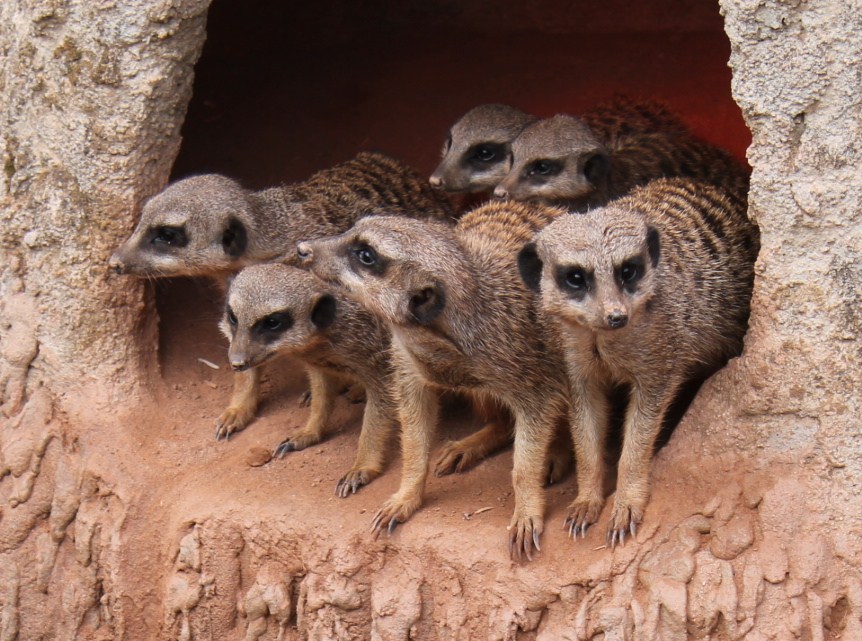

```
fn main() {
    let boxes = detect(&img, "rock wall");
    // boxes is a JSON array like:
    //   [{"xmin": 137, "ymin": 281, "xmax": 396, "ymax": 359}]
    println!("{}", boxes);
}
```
[{"xmin": 0, "ymin": 0, "xmax": 860, "ymax": 640}]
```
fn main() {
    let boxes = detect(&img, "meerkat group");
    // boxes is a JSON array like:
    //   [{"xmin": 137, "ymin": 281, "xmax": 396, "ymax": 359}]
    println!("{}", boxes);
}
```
[{"xmin": 110, "ymin": 96, "xmax": 759, "ymax": 561}]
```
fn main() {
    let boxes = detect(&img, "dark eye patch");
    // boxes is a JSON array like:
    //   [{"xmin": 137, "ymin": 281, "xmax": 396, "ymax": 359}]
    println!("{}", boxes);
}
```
[
  {"xmin": 466, "ymin": 142, "xmax": 506, "ymax": 167},
  {"xmin": 226, "ymin": 306, "xmax": 238, "ymax": 328},
  {"xmin": 554, "ymin": 264, "xmax": 593, "ymax": 299},
  {"xmin": 147, "ymin": 225, "xmax": 188, "ymax": 249},
  {"xmin": 616, "ymin": 257, "xmax": 646, "ymax": 292},
  {"xmin": 348, "ymin": 241, "xmax": 387, "ymax": 275},
  {"xmin": 252, "ymin": 311, "xmax": 294, "ymax": 341},
  {"xmin": 526, "ymin": 159, "xmax": 563, "ymax": 179}
]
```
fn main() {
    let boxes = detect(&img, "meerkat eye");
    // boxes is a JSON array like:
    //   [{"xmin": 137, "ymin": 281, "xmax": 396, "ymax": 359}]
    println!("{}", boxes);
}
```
[
  {"xmin": 253, "ymin": 311, "xmax": 294, "ymax": 339},
  {"xmin": 263, "ymin": 315, "xmax": 283, "ymax": 330},
  {"xmin": 467, "ymin": 143, "xmax": 505, "ymax": 166},
  {"xmin": 526, "ymin": 159, "xmax": 562, "ymax": 178},
  {"xmin": 226, "ymin": 308, "xmax": 238, "ymax": 327},
  {"xmin": 565, "ymin": 269, "xmax": 587, "ymax": 289},
  {"xmin": 555, "ymin": 265, "xmax": 592, "ymax": 296},
  {"xmin": 354, "ymin": 245, "xmax": 377, "ymax": 267},
  {"xmin": 617, "ymin": 258, "xmax": 645, "ymax": 289},
  {"xmin": 150, "ymin": 225, "xmax": 188, "ymax": 248}
]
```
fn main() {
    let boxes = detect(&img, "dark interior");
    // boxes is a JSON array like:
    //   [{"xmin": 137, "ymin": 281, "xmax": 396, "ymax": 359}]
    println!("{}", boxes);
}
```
[{"xmin": 158, "ymin": 0, "xmax": 750, "ymax": 444}]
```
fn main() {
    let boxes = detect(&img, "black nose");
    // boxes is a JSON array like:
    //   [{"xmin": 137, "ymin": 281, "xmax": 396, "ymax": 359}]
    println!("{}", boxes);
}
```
[
  {"xmin": 607, "ymin": 313, "xmax": 628, "ymax": 329},
  {"xmin": 493, "ymin": 186, "xmax": 508, "ymax": 199},
  {"xmin": 231, "ymin": 361, "xmax": 249, "ymax": 372},
  {"xmin": 108, "ymin": 254, "xmax": 126, "ymax": 274},
  {"xmin": 296, "ymin": 242, "xmax": 313, "ymax": 262}
]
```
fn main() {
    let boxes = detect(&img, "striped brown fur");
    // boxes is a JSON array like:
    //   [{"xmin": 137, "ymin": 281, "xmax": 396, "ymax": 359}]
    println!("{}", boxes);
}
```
[
  {"xmin": 109, "ymin": 151, "xmax": 455, "ymax": 280},
  {"xmin": 520, "ymin": 177, "xmax": 760, "ymax": 544},
  {"xmin": 299, "ymin": 200, "xmax": 572, "ymax": 561},
  {"xmin": 496, "ymin": 114, "xmax": 750, "ymax": 213}
]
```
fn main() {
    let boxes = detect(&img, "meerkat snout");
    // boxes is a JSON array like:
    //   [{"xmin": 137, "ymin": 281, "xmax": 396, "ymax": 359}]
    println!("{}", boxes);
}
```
[
  {"xmin": 108, "ymin": 253, "xmax": 126, "ymax": 274},
  {"xmin": 493, "ymin": 185, "xmax": 509, "ymax": 199},
  {"xmin": 230, "ymin": 358, "xmax": 250, "ymax": 372},
  {"xmin": 429, "ymin": 174, "xmax": 444, "ymax": 189},
  {"xmin": 606, "ymin": 311, "xmax": 628, "ymax": 329},
  {"xmin": 296, "ymin": 242, "xmax": 313, "ymax": 262}
]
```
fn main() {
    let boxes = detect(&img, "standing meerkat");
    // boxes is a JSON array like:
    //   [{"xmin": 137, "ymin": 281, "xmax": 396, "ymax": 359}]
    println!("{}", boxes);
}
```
[
  {"xmin": 223, "ymin": 264, "xmax": 397, "ymax": 496},
  {"xmin": 429, "ymin": 104, "xmax": 537, "ymax": 194},
  {"xmin": 298, "ymin": 201, "xmax": 571, "ymax": 561},
  {"xmin": 108, "ymin": 152, "xmax": 453, "ymax": 439},
  {"xmin": 494, "ymin": 115, "xmax": 749, "ymax": 212},
  {"xmin": 518, "ymin": 177, "xmax": 759, "ymax": 544}
]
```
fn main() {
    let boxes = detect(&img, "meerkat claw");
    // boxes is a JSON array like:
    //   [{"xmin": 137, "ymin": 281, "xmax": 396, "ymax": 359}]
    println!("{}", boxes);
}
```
[
  {"xmin": 298, "ymin": 390, "xmax": 312, "ymax": 407},
  {"xmin": 274, "ymin": 439, "xmax": 296, "ymax": 458},
  {"xmin": 387, "ymin": 518, "xmax": 399, "ymax": 536}
]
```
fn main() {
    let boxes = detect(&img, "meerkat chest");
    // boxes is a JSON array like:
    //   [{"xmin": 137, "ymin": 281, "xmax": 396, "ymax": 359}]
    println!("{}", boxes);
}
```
[
  {"xmin": 394, "ymin": 328, "xmax": 485, "ymax": 390},
  {"xmin": 564, "ymin": 329, "xmax": 640, "ymax": 385}
]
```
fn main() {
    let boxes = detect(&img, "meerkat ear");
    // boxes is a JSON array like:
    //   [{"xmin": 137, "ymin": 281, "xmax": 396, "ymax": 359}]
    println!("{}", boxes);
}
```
[
  {"xmin": 222, "ymin": 218, "xmax": 248, "ymax": 258},
  {"xmin": 646, "ymin": 226, "xmax": 660, "ymax": 268},
  {"xmin": 517, "ymin": 243, "xmax": 544, "ymax": 292},
  {"xmin": 408, "ymin": 285, "xmax": 445, "ymax": 325},
  {"xmin": 582, "ymin": 152, "xmax": 610, "ymax": 189},
  {"xmin": 311, "ymin": 294, "xmax": 337, "ymax": 329}
]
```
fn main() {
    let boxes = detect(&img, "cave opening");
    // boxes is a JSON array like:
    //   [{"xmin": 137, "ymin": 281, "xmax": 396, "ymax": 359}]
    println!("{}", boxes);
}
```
[{"xmin": 153, "ymin": 0, "xmax": 750, "ymax": 443}]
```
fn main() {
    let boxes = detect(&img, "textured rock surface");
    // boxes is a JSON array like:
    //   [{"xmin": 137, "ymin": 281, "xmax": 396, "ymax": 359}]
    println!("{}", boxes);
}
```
[{"xmin": 1, "ymin": 0, "xmax": 861, "ymax": 639}]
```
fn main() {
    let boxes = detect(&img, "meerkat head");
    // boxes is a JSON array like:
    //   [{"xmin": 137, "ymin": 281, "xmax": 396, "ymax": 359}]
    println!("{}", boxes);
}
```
[
  {"xmin": 518, "ymin": 208, "xmax": 660, "ymax": 332},
  {"xmin": 495, "ymin": 115, "xmax": 609, "ymax": 204},
  {"xmin": 297, "ymin": 215, "xmax": 457, "ymax": 328},
  {"xmin": 108, "ymin": 174, "xmax": 254, "ymax": 278},
  {"xmin": 222, "ymin": 264, "xmax": 337, "ymax": 371},
  {"xmin": 429, "ymin": 104, "xmax": 537, "ymax": 193}
]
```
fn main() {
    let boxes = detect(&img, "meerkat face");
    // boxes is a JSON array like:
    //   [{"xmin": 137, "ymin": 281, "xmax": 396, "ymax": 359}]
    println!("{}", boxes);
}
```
[
  {"xmin": 495, "ymin": 115, "xmax": 609, "ymax": 203},
  {"xmin": 222, "ymin": 264, "xmax": 336, "ymax": 371},
  {"xmin": 108, "ymin": 175, "xmax": 252, "ymax": 278},
  {"xmin": 429, "ymin": 104, "xmax": 536, "ymax": 193},
  {"xmin": 519, "ymin": 209, "xmax": 660, "ymax": 332},
  {"xmin": 298, "ymin": 215, "xmax": 453, "ymax": 327}
]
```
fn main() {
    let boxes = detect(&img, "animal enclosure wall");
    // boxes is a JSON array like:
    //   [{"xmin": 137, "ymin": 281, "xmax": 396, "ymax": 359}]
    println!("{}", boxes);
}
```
[{"xmin": 0, "ymin": 0, "xmax": 860, "ymax": 640}]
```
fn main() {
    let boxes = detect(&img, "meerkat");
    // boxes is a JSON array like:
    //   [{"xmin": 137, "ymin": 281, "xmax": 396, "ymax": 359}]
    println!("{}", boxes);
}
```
[
  {"xmin": 429, "ymin": 104, "xmax": 537, "ymax": 194},
  {"xmin": 223, "ymin": 264, "xmax": 397, "ymax": 496},
  {"xmin": 429, "ymin": 97, "xmax": 684, "ymax": 198},
  {"xmin": 494, "ymin": 114, "xmax": 749, "ymax": 212},
  {"xmin": 298, "ymin": 201, "xmax": 572, "ymax": 561},
  {"xmin": 518, "ymin": 177, "xmax": 760, "ymax": 545},
  {"xmin": 108, "ymin": 152, "xmax": 453, "ymax": 439},
  {"xmin": 109, "ymin": 151, "xmax": 455, "ymax": 278},
  {"xmin": 580, "ymin": 94, "xmax": 686, "ymax": 150}
]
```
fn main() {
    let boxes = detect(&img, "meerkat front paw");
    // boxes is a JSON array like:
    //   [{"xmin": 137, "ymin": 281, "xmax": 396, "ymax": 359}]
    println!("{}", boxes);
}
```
[
  {"xmin": 564, "ymin": 496, "xmax": 605, "ymax": 540},
  {"xmin": 434, "ymin": 439, "xmax": 486, "ymax": 476},
  {"xmin": 370, "ymin": 493, "xmax": 422, "ymax": 538},
  {"xmin": 335, "ymin": 467, "xmax": 380, "ymax": 498},
  {"xmin": 508, "ymin": 511, "xmax": 544, "ymax": 562},
  {"xmin": 215, "ymin": 406, "xmax": 256, "ymax": 441},
  {"xmin": 606, "ymin": 498, "xmax": 644, "ymax": 548},
  {"xmin": 273, "ymin": 430, "xmax": 323, "ymax": 457}
]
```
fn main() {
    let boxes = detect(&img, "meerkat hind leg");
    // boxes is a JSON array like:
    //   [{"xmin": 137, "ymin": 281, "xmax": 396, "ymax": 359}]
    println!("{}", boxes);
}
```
[
  {"xmin": 434, "ymin": 395, "xmax": 513, "ymax": 476},
  {"xmin": 215, "ymin": 367, "xmax": 262, "ymax": 441}
]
